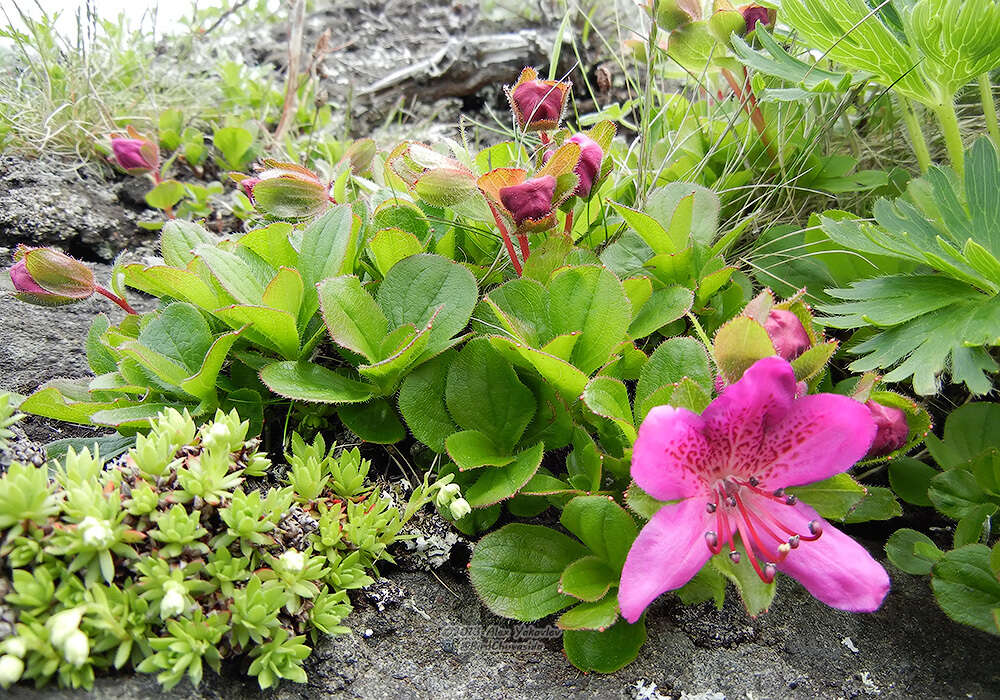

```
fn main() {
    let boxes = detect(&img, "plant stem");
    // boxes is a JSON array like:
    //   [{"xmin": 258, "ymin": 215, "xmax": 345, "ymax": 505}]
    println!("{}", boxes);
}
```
[
  {"xmin": 517, "ymin": 233, "xmax": 531, "ymax": 263},
  {"xmin": 933, "ymin": 99, "xmax": 965, "ymax": 178},
  {"xmin": 721, "ymin": 67, "xmax": 771, "ymax": 149},
  {"xmin": 898, "ymin": 96, "xmax": 931, "ymax": 173},
  {"xmin": 486, "ymin": 200, "xmax": 522, "ymax": 276},
  {"xmin": 273, "ymin": 0, "xmax": 306, "ymax": 143},
  {"xmin": 95, "ymin": 285, "xmax": 137, "ymax": 314},
  {"xmin": 685, "ymin": 312, "xmax": 717, "ymax": 370},
  {"xmin": 978, "ymin": 73, "xmax": 1000, "ymax": 145}
]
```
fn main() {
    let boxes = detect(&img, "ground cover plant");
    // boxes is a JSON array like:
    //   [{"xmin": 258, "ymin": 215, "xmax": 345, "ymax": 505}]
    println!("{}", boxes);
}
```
[{"xmin": 1, "ymin": 0, "xmax": 999, "ymax": 691}]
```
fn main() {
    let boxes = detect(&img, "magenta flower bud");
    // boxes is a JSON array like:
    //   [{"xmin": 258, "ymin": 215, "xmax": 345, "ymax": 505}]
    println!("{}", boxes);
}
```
[
  {"xmin": 8, "ymin": 248, "xmax": 95, "ymax": 307},
  {"xmin": 567, "ymin": 134, "xmax": 604, "ymax": 198},
  {"xmin": 741, "ymin": 4, "xmax": 775, "ymax": 32},
  {"xmin": 499, "ymin": 175, "xmax": 557, "ymax": 225},
  {"xmin": 865, "ymin": 401, "xmax": 909, "ymax": 457},
  {"xmin": 764, "ymin": 309, "xmax": 811, "ymax": 361},
  {"xmin": 237, "ymin": 177, "xmax": 261, "ymax": 203},
  {"xmin": 109, "ymin": 128, "xmax": 159, "ymax": 176},
  {"xmin": 507, "ymin": 68, "xmax": 570, "ymax": 132}
]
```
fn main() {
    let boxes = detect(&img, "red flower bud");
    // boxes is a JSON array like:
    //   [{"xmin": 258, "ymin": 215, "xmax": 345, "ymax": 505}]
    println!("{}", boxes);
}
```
[
  {"xmin": 499, "ymin": 175, "xmax": 557, "ymax": 225},
  {"xmin": 543, "ymin": 134, "xmax": 605, "ymax": 199},
  {"xmin": 740, "ymin": 4, "xmax": 775, "ymax": 32},
  {"xmin": 865, "ymin": 401, "xmax": 909, "ymax": 457},
  {"xmin": 507, "ymin": 68, "xmax": 570, "ymax": 132},
  {"xmin": 8, "ymin": 248, "xmax": 95, "ymax": 307},
  {"xmin": 231, "ymin": 161, "xmax": 330, "ymax": 219},
  {"xmin": 764, "ymin": 309, "xmax": 811, "ymax": 361},
  {"xmin": 237, "ymin": 177, "xmax": 261, "ymax": 203},
  {"xmin": 109, "ymin": 128, "xmax": 159, "ymax": 175}
]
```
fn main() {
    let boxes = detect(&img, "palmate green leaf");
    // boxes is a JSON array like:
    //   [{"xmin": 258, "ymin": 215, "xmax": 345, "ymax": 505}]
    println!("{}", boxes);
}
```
[
  {"xmin": 903, "ymin": 0, "xmax": 1000, "ymax": 94},
  {"xmin": 779, "ymin": 0, "xmax": 933, "ymax": 104}
]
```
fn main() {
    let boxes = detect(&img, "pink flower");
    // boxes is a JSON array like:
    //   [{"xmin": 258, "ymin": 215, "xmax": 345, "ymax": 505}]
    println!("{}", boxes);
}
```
[
  {"xmin": 9, "ymin": 258, "xmax": 48, "ymax": 295},
  {"xmin": 109, "ymin": 131, "xmax": 159, "ymax": 175},
  {"xmin": 619, "ymin": 357, "xmax": 889, "ymax": 622},
  {"xmin": 764, "ymin": 309, "xmax": 811, "ymax": 361},
  {"xmin": 499, "ymin": 175, "xmax": 557, "ymax": 225},
  {"xmin": 506, "ymin": 69, "xmax": 571, "ymax": 132},
  {"xmin": 865, "ymin": 401, "xmax": 909, "ymax": 458},
  {"xmin": 740, "ymin": 4, "xmax": 774, "ymax": 32},
  {"xmin": 544, "ymin": 134, "xmax": 604, "ymax": 198}
]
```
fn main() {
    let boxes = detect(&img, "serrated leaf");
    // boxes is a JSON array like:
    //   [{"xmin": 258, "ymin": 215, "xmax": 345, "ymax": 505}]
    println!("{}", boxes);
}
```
[
  {"xmin": 465, "ymin": 441, "xmax": 545, "ymax": 507},
  {"xmin": 259, "ymin": 362, "xmax": 374, "ymax": 404},
  {"xmin": 560, "ymin": 495, "xmax": 637, "ymax": 572},
  {"xmin": 563, "ymin": 618, "xmax": 646, "ymax": 673},
  {"xmin": 557, "ymin": 595, "xmax": 620, "ymax": 631}
]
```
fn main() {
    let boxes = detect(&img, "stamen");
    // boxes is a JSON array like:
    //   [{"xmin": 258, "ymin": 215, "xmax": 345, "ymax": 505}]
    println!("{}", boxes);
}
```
[
  {"xmin": 748, "ymin": 476, "xmax": 759, "ymax": 486},
  {"xmin": 729, "ymin": 550, "xmax": 741, "ymax": 564},
  {"xmin": 706, "ymin": 502, "xmax": 717, "ymax": 513},
  {"xmin": 808, "ymin": 520, "xmax": 823, "ymax": 536},
  {"xmin": 762, "ymin": 563, "xmax": 777, "ymax": 582},
  {"xmin": 788, "ymin": 534, "xmax": 800, "ymax": 548},
  {"xmin": 784, "ymin": 494, "xmax": 798, "ymax": 505},
  {"xmin": 705, "ymin": 531, "xmax": 721, "ymax": 553},
  {"xmin": 772, "ymin": 488, "xmax": 785, "ymax": 497}
]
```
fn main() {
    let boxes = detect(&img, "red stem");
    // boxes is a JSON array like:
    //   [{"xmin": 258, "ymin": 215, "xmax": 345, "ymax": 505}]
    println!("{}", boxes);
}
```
[
  {"xmin": 539, "ymin": 131, "xmax": 551, "ymax": 146},
  {"xmin": 517, "ymin": 233, "xmax": 531, "ymax": 262},
  {"xmin": 95, "ymin": 285, "xmax": 138, "ymax": 314},
  {"xmin": 486, "ymin": 201, "xmax": 522, "ymax": 276},
  {"xmin": 721, "ymin": 68, "xmax": 771, "ymax": 149},
  {"xmin": 563, "ymin": 210, "xmax": 574, "ymax": 237}
]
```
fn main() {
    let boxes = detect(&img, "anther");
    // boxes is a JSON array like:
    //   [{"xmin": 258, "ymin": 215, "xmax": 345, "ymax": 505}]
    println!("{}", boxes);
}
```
[
  {"xmin": 748, "ymin": 476, "xmax": 759, "ymax": 487},
  {"xmin": 788, "ymin": 535, "xmax": 800, "ymax": 548},
  {"xmin": 784, "ymin": 494, "xmax": 798, "ymax": 505},
  {"xmin": 762, "ymin": 563, "xmax": 777, "ymax": 582},
  {"xmin": 808, "ymin": 520, "xmax": 823, "ymax": 536},
  {"xmin": 706, "ymin": 502, "xmax": 717, "ymax": 513},
  {"xmin": 726, "ymin": 496, "xmax": 737, "ymax": 508},
  {"xmin": 777, "ymin": 543, "xmax": 791, "ymax": 561},
  {"xmin": 705, "ymin": 531, "xmax": 719, "ymax": 549},
  {"xmin": 729, "ymin": 550, "xmax": 741, "ymax": 564},
  {"xmin": 772, "ymin": 488, "xmax": 785, "ymax": 497}
]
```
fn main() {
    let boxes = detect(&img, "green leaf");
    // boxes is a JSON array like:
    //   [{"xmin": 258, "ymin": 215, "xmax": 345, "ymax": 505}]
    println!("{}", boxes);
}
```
[
  {"xmin": 889, "ymin": 457, "xmax": 937, "ymax": 507},
  {"xmin": 469, "ymin": 523, "xmax": 587, "ymax": 621},
  {"xmin": 885, "ymin": 528, "xmax": 943, "ymax": 575},
  {"xmin": 145, "ymin": 180, "xmax": 186, "ymax": 210},
  {"xmin": 624, "ymin": 482, "xmax": 668, "ymax": 521},
  {"xmin": 931, "ymin": 545, "xmax": 1000, "ymax": 636},
  {"xmin": 160, "ymin": 220, "xmax": 216, "ymax": 267},
  {"xmin": 712, "ymin": 541, "xmax": 776, "ymax": 616},
  {"xmin": 298, "ymin": 205, "xmax": 361, "ymax": 320},
  {"xmin": 559, "ymin": 556, "xmax": 617, "ymax": 602},
  {"xmin": 318, "ymin": 276, "xmax": 388, "ymax": 361},
  {"xmin": 445, "ymin": 338, "xmax": 534, "ymax": 451},
  {"xmin": 929, "ymin": 469, "xmax": 994, "ymax": 520},
  {"xmin": 927, "ymin": 403, "xmax": 1000, "ymax": 469},
  {"xmin": 608, "ymin": 201, "xmax": 675, "ymax": 254},
  {"xmin": 465, "ymin": 441, "xmax": 545, "ymax": 508},
  {"xmin": 791, "ymin": 341, "xmax": 837, "ymax": 382},
  {"xmin": 261, "ymin": 267, "xmax": 304, "ymax": 318},
  {"xmin": 560, "ymin": 496, "xmax": 638, "ymax": 572},
  {"xmin": 557, "ymin": 595, "xmax": 620, "ymax": 631},
  {"xmin": 121, "ymin": 264, "xmax": 222, "ymax": 311},
  {"xmin": 338, "ymin": 399, "xmax": 407, "ymax": 444},
  {"xmin": 259, "ymin": 362, "xmax": 375, "ymax": 404},
  {"xmin": 376, "ymin": 254, "xmax": 478, "ymax": 358},
  {"xmin": 237, "ymin": 223, "xmax": 297, "ymax": 270},
  {"xmin": 358, "ymin": 319, "xmax": 432, "ymax": 391},
  {"xmin": 372, "ymin": 200, "xmax": 430, "ymax": 239},
  {"xmin": 19, "ymin": 387, "xmax": 126, "ymax": 425},
  {"xmin": 582, "ymin": 376, "xmax": 636, "ymax": 443},
  {"xmin": 844, "ymin": 486, "xmax": 903, "ymax": 523},
  {"xmin": 713, "ymin": 316, "xmax": 775, "ymax": 384},
  {"xmin": 91, "ymin": 403, "xmax": 174, "ymax": 429},
  {"xmin": 489, "ymin": 337, "xmax": 590, "ymax": 400},
  {"xmin": 397, "ymin": 352, "xmax": 458, "ymax": 452},
  {"xmin": 446, "ymin": 430, "xmax": 514, "ymax": 469},
  {"xmin": 367, "ymin": 228, "xmax": 423, "ymax": 278},
  {"xmin": 628, "ymin": 286, "xmax": 693, "ymax": 340},
  {"xmin": 86, "ymin": 315, "xmax": 116, "ymax": 375},
  {"xmin": 635, "ymin": 337, "xmax": 712, "ymax": 421},
  {"xmin": 546, "ymin": 265, "xmax": 632, "ymax": 375},
  {"xmin": 138, "ymin": 302, "xmax": 213, "ymax": 373},
  {"xmin": 563, "ymin": 618, "xmax": 646, "ymax": 673},
  {"xmin": 194, "ymin": 245, "xmax": 266, "ymax": 305},
  {"xmin": 213, "ymin": 126, "xmax": 254, "ymax": 168},
  {"xmin": 214, "ymin": 305, "xmax": 299, "ymax": 359},
  {"xmin": 179, "ymin": 328, "xmax": 242, "ymax": 404},
  {"xmin": 788, "ymin": 473, "xmax": 865, "ymax": 521},
  {"xmin": 954, "ymin": 503, "xmax": 998, "ymax": 548},
  {"xmin": 647, "ymin": 183, "xmax": 720, "ymax": 248}
]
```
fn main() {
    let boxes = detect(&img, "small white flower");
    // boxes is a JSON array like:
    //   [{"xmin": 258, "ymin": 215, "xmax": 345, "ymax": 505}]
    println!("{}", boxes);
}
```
[
  {"xmin": 1, "ymin": 637, "xmax": 26, "ymax": 658},
  {"xmin": 47, "ymin": 607, "xmax": 83, "ymax": 649},
  {"xmin": 79, "ymin": 516, "xmax": 113, "ymax": 548},
  {"xmin": 0, "ymin": 654, "xmax": 24, "ymax": 687},
  {"xmin": 280, "ymin": 549, "xmax": 305, "ymax": 573},
  {"xmin": 436, "ymin": 482, "xmax": 460, "ymax": 508},
  {"xmin": 160, "ymin": 581, "xmax": 186, "ymax": 619},
  {"xmin": 62, "ymin": 629, "xmax": 90, "ymax": 667},
  {"xmin": 449, "ymin": 498, "xmax": 472, "ymax": 520}
]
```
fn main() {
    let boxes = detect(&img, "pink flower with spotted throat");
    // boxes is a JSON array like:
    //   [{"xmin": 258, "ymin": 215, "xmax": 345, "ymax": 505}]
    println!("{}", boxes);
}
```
[{"xmin": 619, "ymin": 356, "xmax": 889, "ymax": 622}]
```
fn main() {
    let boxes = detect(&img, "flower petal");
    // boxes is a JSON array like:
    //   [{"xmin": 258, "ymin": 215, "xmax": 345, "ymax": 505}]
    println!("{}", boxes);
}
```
[
  {"xmin": 776, "ymin": 502, "xmax": 890, "ymax": 612},
  {"xmin": 701, "ymin": 356, "xmax": 797, "ymax": 478},
  {"xmin": 631, "ymin": 405, "xmax": 710, "ymax": 501},
  {"xmin": 760, "ymin": 392, "xmax": 877, "ymax": 488},
  {"xmin": 618, "ymin": 498, "xmax": 713, "ymax": 623}
]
